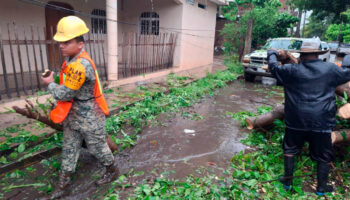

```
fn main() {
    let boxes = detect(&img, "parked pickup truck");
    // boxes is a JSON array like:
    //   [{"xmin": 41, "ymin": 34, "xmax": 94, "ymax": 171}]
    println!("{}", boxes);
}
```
[
  {"xmin": 336, "ymin": 43, "xmax": 350, "ymax": 57},
  {"xmin": 242, "ymin": 37, "xmax": 330, "ymax": 82}
]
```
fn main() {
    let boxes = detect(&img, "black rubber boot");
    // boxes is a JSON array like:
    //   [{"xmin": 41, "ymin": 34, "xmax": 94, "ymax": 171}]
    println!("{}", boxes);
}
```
[
  {"xmin": 280, "ymin": 156, "xmax": 294, "ymax": 190},
  {"xmin": 316, "ymin": 162, "xmax": 333, "ymax": 196},
  {"xmin": 96, "ymin": 164, "xmax": 120, "ymax": 185}
]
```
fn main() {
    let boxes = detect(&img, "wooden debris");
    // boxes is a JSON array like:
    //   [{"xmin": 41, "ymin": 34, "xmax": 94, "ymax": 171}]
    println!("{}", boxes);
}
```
[
  {"xmin": 245, "ymin": 105, "xmax": 284, "ymax": 130},
  {"xmin": 336, "ymin": 82, "xmax": 350, "ymax": 99},
  {"xmin": 338, "ymin": 103, "xmax": 350, "ymax": 119},
  {"xmin": 12, "ymin": 100, "xmax": 118, "ymax": 152},
  {"xmin": 12, "ymin": 99, "xmax": 61, "ymax": 131},
  {"xmin": 332, "ymin": 130, "xmax": 350, "ymax": 144}
]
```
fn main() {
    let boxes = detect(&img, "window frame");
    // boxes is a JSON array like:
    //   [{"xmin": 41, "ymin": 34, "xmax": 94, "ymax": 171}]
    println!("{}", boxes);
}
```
[
  {"xmin": 139, "ymin": 12, "xmax": 160, "ymax": 35},
  {"xmin": 91, "ymin": 9, "xmax": 107, "ymax": 34}
]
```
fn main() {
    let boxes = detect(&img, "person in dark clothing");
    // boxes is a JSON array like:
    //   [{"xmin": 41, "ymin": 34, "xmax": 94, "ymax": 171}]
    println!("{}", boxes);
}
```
[
  {"xmin": 267, "ymin": 39, "xmax": 350, "ymax": 196},
  {"xmin": 342, "ymin": 54, "xmax": 350, "ymax": 68}
]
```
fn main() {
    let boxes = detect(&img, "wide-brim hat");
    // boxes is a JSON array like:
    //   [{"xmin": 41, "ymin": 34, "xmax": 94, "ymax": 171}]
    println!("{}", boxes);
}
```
[{"xmin": 297, "ymin": 38, "xmax": 328, "ymax": 55}]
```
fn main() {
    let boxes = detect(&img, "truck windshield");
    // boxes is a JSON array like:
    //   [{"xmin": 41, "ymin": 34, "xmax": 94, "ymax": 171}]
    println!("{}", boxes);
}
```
[
  {"xmin": 262, "ymin": 39, "xmax": 303, "ymax": 50},
  {"xmin": 340, "ymin": 43, "xmax": 350, "ymax": 48},
  {"xmin": 328, "ymin": 43, "xmax": 338, "ymax": 48}
]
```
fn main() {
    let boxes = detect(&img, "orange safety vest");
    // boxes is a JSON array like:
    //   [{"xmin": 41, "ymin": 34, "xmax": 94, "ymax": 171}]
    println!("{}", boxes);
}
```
[{"xmin": 50, "ymin": 51, "xmax": 109, "ymax": 124}]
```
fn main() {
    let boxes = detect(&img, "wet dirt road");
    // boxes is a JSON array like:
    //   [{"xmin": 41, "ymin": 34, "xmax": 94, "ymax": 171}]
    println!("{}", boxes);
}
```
[
  {"xmin": 70, "ymin": 80, "xmax": 283, "ymax": 199},
  {"xmin": 3, "ymin": 80, "xmax": 284, "ymax": 199}
]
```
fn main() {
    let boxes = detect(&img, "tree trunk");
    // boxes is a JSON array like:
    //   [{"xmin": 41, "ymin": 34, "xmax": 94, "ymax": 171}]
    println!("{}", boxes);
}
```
[
  {"xmin": 238, "ymin": 34, "xmax": 245, "ymax": 62},
  {"xmin": 244, "ymin": 82, "xmax": 350, "ymax": 131},
  {"xmin": 335, "ymin": 82, "xmax": 350, "ymax": 98},
  {"xmin": 243, "ymin": 19, "xmax": 254, "ymax": 56},
  {"xmin": 12, "ymin": 102, "xmax": 118, "ymax": 152},
  {"xmin": 302, "ymin": 10, "xmax": 307, "ymax": 38},
  {"xmin": 295, "ymin": 9, "xmax": 302, "ymax": 37},
  {"xmin": 337, "ymin": 23, "xmax": 343, "ymax": 46},
  {"xmin": 246, "ymin": 105, "xmax": 284, "ymax": 130},
  {"xmin": 332, "ymin": 130, "xmax": 350, "ymax": 144},
  {"xmin": 338, "ymin": 103, "xmax": 350, "ymax": 119}
]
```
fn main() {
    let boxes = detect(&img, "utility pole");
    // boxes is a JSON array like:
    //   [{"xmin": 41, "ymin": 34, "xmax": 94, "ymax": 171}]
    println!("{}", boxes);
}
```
[{"xmin": 107, "ymin": 0, "xmax": 118, "ymax": 81}]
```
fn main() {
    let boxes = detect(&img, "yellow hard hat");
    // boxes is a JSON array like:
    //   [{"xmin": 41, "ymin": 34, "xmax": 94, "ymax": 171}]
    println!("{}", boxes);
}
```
[{"xmin": 54, "ymin": 16, "xmax": 89, "ymax": 42}]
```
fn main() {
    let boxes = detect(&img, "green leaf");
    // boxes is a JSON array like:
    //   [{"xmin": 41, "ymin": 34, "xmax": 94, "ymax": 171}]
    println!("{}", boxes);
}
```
[
  {"xmin": 245, "ymin": 179, "xmax": 257, "ymax": 187},
  {"xmin": 0, "ymin": 156, "xmax": 8, "ymax": 164},
  {"xmin": 9, "ymin": 152, "xmax": 18, "ymax": 159},
  {"xmin": 18, "ymin": 143, "xmax": 26, "ymax": 153},
  {"xmin": 294, "ymin": 186, "xmax": 303, "ymax": 194}
]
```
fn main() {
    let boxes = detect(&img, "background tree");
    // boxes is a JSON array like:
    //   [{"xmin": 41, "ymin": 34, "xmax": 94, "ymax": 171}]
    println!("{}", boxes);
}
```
[
  {"xmin": 326, "ymin": 24, "xmax": 350, "ymax": 42},
  {"xmin": 286, "ymin": 0, "xmax": 309, "ymax": 37},
  {"xmin": 305, "ymin": 0, "xmax": 350, "ymax": 23},
  {"xmin": 221, "ymin": 0, "xmax": 298, "ymax": 60},
  {"xmin": 325, "ymin": 9, "xmax": 350, "ymax": 43},
  {"xmin": 304, "ymin": 13, "xmax": 333, "ymax": 40}
]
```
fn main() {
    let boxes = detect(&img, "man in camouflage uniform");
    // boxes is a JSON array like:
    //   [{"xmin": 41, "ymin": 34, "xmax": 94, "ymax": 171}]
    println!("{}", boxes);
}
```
[{"xmin": 41, "ymin": 16, "xmax": 118, "ymax": 199}]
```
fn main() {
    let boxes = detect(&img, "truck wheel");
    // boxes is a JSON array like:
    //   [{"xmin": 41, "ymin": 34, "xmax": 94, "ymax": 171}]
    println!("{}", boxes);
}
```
[{"xmin": 244, "ymin": 72, "xmax": 256, "ymax": 82}]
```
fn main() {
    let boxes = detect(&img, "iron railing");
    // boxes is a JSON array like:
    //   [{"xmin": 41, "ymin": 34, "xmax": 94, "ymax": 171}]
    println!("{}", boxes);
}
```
[
  {"xmin": 0, "ymin": 22, "xmax": 177, "ymax": 100},
  {"xmin": 0, "ymin": 22, "xmax": 107, "ymax": 100},
  {"xmin": 118, "ymin": 32, "xmax": 178, "ymax": 78}
]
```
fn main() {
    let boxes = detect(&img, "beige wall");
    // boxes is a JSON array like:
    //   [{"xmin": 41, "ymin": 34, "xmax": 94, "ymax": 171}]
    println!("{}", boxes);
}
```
[
  {"xmin": 0, "ymin": 0, "xmax": 105, "ymax": 30},
  {"xmin": 117, "ymin": 0, "xmax": 183, "ymax": 66},
  {"xmin": 178, "ymin": 0, "xmax": 217, "ymax": 69},
  {"xmin": 117, "ymin": 0, "xmax": 217, "ymax": 69}
]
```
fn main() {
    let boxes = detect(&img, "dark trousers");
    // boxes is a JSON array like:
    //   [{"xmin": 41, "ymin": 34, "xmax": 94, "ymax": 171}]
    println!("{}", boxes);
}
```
[{"xmin": 283, "ymin": 128, "xmax": 335, "ymax": 163}]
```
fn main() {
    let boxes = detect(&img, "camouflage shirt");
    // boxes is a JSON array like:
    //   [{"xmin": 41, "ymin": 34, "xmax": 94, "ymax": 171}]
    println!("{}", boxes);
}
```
[{"xmin": 48, "ymin": 50, "xmax": 105, "ymax": 130}]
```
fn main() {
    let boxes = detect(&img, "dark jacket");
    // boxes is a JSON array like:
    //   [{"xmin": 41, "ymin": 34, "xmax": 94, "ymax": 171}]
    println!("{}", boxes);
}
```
[
  {"xmin": 268, "ymin": 50, "xmax": 350, "ymax": 132},
  {"xmin": 342, "ymin": 54, "xmax": 350, "ymax": 68}
]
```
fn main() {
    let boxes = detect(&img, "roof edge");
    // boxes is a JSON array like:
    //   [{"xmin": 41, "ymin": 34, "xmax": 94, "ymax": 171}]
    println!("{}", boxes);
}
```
[{"xmin": 209, "ymin": 0, "xmax": 229, "ymax": 6}]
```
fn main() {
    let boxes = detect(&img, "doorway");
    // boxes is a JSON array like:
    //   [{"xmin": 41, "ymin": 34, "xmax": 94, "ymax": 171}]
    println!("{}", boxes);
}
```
[{"xmin": 45, "ymin": 1, "xmax": 74, "ymax": 70}]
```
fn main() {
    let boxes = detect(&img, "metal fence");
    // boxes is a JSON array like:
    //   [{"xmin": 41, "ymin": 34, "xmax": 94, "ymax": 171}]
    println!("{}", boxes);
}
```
[
  {"xmin": 0, "ymin": 22, "xmax": 177, "ymax": 100},
  {"xmin": 118, "ymin": 32, "xmax": 178, "ymax": 78},
  {"xmin": 0, "ymin": 22, "xmax": 107, "ymax": 100}
]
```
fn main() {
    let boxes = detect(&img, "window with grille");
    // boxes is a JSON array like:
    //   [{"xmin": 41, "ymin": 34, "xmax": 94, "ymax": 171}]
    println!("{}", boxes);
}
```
[
  {"xmin": 140, "ymin": 12, "xmax": 159, "ymax": 35},
  {"xmin": 91, "ymin": 9, "xmax": 106, "ymax": 34}
]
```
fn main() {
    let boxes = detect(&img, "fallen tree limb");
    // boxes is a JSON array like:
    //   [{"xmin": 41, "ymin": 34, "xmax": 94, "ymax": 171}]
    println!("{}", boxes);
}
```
[
  {"xmin": 245, "ymin": 81, "xmax": 350, "ymax": 130},
  {"xmin": 336, "ymin": 82, "xmax": 350, "ymax": 98},
  {"xmin": 11, "ymin": 100, "xmax": 118, "ymax": 152},
  {"xmin": 245, "ymin": 105, "xmax": 284, "ymax": 130},
  {"xmin": 332, "ymin": 130, "xmax": 350, "ymax": 144},
  {"xmin": 245, "ymin": 105, "xmax": 350, "ymax": 144},
  {"xmin": 338, "ymin": 103, "xmax": 350, "ymax": 119},
  {"xmin": 12, "ymin": 106, "xmax": 62, "ymax": 131}
]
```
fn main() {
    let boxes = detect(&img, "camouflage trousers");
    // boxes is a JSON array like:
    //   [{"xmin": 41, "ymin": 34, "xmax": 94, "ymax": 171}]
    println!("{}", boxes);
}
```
[{"xmin": 61, "ymin": 121, "xmax": 114, "ymax": 173}]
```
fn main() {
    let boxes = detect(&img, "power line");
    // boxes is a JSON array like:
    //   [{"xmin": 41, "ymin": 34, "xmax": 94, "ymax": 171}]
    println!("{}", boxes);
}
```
[{"xmin": 17, "ymin": 0, "xmax": 217, "ymax": 35}]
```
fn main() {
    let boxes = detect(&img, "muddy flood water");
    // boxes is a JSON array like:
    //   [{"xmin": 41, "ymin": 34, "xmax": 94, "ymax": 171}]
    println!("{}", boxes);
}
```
[{"xmin": 3, "ymin": 80, "xmax": 284, "ymax": 200}]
